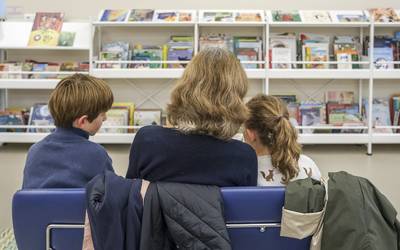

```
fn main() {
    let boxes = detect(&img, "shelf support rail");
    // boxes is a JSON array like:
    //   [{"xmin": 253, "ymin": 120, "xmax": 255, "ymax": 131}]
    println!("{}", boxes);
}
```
[
  {"xmin": 124, "ymin": 79, "xmax": 173, "ymax": 110},
  {"xmin": 0, "ymin": 48, "xmax": 6, "ymax": 111}
]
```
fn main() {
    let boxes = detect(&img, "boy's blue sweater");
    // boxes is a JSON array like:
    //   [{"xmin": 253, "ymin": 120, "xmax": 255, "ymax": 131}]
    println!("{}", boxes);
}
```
[{"xmin": 22, "ymin": 127, "xmax": 114, "ymax": 189}]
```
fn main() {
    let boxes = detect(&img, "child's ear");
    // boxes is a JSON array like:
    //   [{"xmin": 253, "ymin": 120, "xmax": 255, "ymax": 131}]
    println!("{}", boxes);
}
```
[
  {"xmin": 246, "ymin": 129, "xmax": 257, "ymax": 142},
  {"xmin": 76, "ymin": 115, "xmax": 88, "ymax": 129}
]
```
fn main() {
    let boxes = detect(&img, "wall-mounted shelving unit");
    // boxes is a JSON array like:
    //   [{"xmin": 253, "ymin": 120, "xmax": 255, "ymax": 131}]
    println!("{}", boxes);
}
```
[{"xmin": 0, "ymin": 10, "xmax": 399, "ymax": 154}]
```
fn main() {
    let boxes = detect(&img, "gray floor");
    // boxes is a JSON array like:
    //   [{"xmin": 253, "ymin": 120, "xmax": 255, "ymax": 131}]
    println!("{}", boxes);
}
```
[{"xmin": 1, "ymin": 143, "xmax": 399, "ymax": 228}]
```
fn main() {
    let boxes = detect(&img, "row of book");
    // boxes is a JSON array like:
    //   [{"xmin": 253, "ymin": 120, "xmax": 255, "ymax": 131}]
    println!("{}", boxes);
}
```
[
  {"xmin": 0, "ymin": 103, "xmax": 162, "ymax": 134},
  {"xmin": 0, "ymin": 61, "xmax": 89, "ymax": 79},
  {"xmin": 98, "ymin": 9, "xmax": 399, "ymax": 23},
  {"xmin": 274, "ymin": 91, "xmax": 398, "ymax": 134},
  {"xmin": 100, "ymin": 38, "xmax": 193, "ymax": 69},
  {"xmin": 270, "ymin": 33, "xmax": 400, "ymax": 70}
]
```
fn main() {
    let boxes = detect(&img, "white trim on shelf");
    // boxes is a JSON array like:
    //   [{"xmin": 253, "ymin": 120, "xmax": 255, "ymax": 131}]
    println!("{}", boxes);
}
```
[
  {"xmin": 268, "ymin": 69, "xmax": 371, "ymax": 79},
  {"xmin": 0, "ymin": 79, "xmax": 60, "ymax": 89},
  {"xmin": 372, "ymin": 134, "xmax": 400, "ymax": 144},
  {"xmin": 298, "ymin": 134, "xmax": 369, "ymax": 144}
]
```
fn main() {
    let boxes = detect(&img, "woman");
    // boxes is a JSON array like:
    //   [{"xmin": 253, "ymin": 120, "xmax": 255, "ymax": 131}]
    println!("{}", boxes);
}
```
[
  {"xmin": 126, "ymin": 47, "xmax": 257, "ymax": 186},
  {"xmin": 243, "ymin": 94, "xmax": 321, "ymax": 186}
]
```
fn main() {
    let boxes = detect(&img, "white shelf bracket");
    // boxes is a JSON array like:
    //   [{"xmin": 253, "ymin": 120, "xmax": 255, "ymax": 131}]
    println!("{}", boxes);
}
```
[{"xmin": 124, "ymin": 79, "xmax": 174, "ymax": 110}]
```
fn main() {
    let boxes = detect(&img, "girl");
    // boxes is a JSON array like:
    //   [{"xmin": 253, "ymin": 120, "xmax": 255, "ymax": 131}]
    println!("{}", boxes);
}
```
[{"xmin": 243, "ymin": 94, "xmax": 321, "ymax": 186}]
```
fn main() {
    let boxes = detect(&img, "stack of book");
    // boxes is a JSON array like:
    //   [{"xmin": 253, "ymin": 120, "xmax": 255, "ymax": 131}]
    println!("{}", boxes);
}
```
[
  {"xmin": 365, "ymin": 35, "xmax": 399, "ymax": 69},
  {"xmin": 300, "ymin": 33, "xmax": 330, "ymax": 69},
  {"xmin": 132, "ymin": 45, "xmax": 166, "ymax": 69},
  {"xmin": 333, "ymin": 36, "xmax": 361, "ymax": 69},
  {"xmin": 269, "ymin": 32, "xmax": 297, "ymax": 69}
]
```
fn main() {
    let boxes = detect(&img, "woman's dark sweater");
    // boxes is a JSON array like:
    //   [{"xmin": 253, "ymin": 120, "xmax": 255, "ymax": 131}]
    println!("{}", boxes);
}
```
[{"xmin": 126, "ymin": 126, "xmax": 257, "ymax": 187}]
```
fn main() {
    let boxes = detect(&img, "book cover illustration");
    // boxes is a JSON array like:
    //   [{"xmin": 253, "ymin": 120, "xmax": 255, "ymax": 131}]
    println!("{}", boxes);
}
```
[
  {"xmin": 134, "ymin": 109, "xmax": 161, "ymax": 126},
  {"xmin": 133, "ymin": 56, "xmax": 150, "ymax": 69},
  {"xmin": 235, "ymin": 12, "xmax": 262, "ymax": 22},
  {"xmin": 167, "ymin": 50, "xmax": 192, "ymax": 68},
  {"xmin": 272, "ymin": 10, "xmax": 301, "ymax": 22},
  {"xmin": 304, "ymin": 46, "xmax": 328, "ymax": 69},
  {"xmin": 100, "ymin": 52, "xmax": 123, "ymax": 68},
  {"xmin": 28, "ymin": 104, "xmax": 54, "ymax": 133},
  {"xmin": 367, "ymin": 8, "xmax": 400, "ymax": 22},
  {"xmin": 368, "ymin": 47, "xmax": 394, "ymax": 69},
  {"xmin": 304, "ymin": 11, "xmax": 331, "ymax": 22},
  {"xmin": 337, "ymin": 14, "xmax": 367, "ymax": 22},
  {"xmin": 128, "ymin": 9, "xmax": 154, "ymax": 21},
  {"xmin": 179, "ymin": 13, "xmax": 192, "ymax": 21},
  {"xmin": 300, "ymin": 107, "xmax": 321, "ymax": 134},
  {"xmin": 100, "ymin": 116, "xmax": 124, "ymax": 133},
  {"xmin": 271, "ymin": 48, "xmax": 291, "ymax": 69},
  {"xmin": 102, "ymin": 42, "xmax": 129, "ymax": 68},
  {"xmin": 236, "ymin": 48, "xmax": 258, "ymax": 69},
  {"xmin": 57, "ymin": 31, "xmax": 76, "ymax": 46},
  {"xmin": 100, "ymin": 10, "xmax": 128, "ymax": 21},
  {"xmin": 203, "ymin": 12, "xmax": 233, "ymax": 22},
  {"xmin": 21, "ymin": 63, "xmax": 33, "ymax": 79},
  {"xmin": 28, "ymin": 13, "xmax": 64, "ymax": 46},
  {"xmin": 0, "ymin": 64, "xmax": 9, "ymax": 79},
  {"xmin": 154, "ymin": 11, "xmax": 178, "ymax": 22},
  {"xmin": 0, "ymin": 115, "xmax": 23, "ymax": 132},
  {"xmin": 364, "ymin": 101, "xmax": 392, "ymax": 133},
  {"xmin": 325, "ymin": 91, "xmax": 355, "ymax": 104}
]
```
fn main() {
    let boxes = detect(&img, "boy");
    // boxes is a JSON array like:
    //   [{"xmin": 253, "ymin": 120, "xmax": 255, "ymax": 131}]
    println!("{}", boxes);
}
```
[{"xmin": 22, "ymin": 74, "xmax": 115, "ymax": 188}]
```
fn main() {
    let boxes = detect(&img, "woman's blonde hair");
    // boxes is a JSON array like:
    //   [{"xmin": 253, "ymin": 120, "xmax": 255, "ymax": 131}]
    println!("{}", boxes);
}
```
[
  {"xmin": 167, "ymin": 47, "xmax": 249, "ymax": 140},
  {"xmin": 245, "ymin": 94, "xmax": 301, "ymax": 184}
]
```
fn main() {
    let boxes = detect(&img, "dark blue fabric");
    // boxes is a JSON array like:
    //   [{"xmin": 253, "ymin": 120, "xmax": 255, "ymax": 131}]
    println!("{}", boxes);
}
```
[
  {"xmin": 22, "ymin": 127, "xmax": 114, "ymax": 189},
  {"xmin": 86, "ymin": 171, "xmax": 143, "ymax": 250},
  {"xmin": 126, "ymin": 126, "xmax": 257, "ymax": 187}
]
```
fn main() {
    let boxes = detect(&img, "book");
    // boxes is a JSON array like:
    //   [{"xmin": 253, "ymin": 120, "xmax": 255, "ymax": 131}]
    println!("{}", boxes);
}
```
[
  {"xmin": 154, "ymin": 11, "xmax": 178, "ymax": 22},
  {"xmin": 287, "ymin": 103, "xmax": 300, "ymax": 125},
  {"xmin": 167, "ymin": 50, "xmax": 192, "ymax": 68},
  {"xmin": 102, "ymin": 42, "xmax": 129, "ymax": 68},
  {"xmin": 272, "ymin": 94, "xmax": 297, "ymax": 103},
  {"xmin": 236, "ymin": 48, "xmax": 258, "ymax": 69},
  {"xmin": 100, "ymin": 51, "xmax": 123, "ymax": 68},
  {"xmin": 304, "ymin": 11, "xmax": 331, "ymax": 22},
  {"xmin": 367, "ymin": 8, "xmax": 400, "ymax": 22},
  {"xmin": 327, "ymin": 104, "xmax": 359, "ymax": 124},
  {"xmin": 133, "ymin": 49, "xmax": 163, "ymax": 68},
  {"xmin": 111, "ymin": 102, "xmax": 134, "ymax": 133},
  {"xmin": 100, "ymin": 10, "xmax": 128, "ymax": 21},
  {"xmin": 28, "ymin": 13, "xmax": 64, "ymax": 46},
  {"xmin": 128, "ymin": 9, "xmax": 154, "ymax": 21},
  {"xmin": 57, "ymin": 31, "xmax": 76, "ymax": 46},
  {"xmin": 272, "ymin": 10, "xmax": 301, "ymax": 22},
  {"xmin": 8, "ymin": 64, "xmax": 22, "ymax": 79},
  {"xmin": 336, "ymin": 53, "xmax": 351, "ymax": 69},
  {"xmin": 179, "ymin": 13, "xmax": 192, "ymax": 22},
  {"xmin": 203, "ymin": 12, "xmax": 233, "ymax": 22},
  {"xmin": 271, "ymin": 47, "xmax": 291, "ymax": 69},
  {"xmin": 21, "ymin": 62, "xmax": 33, "ymax": 79},
  {"xmin": 325, "ymin": 91, "xmax": 355, "ymax": 104},
  {"xmin": 134, "ymin": 109, "xmax": 162, "ymax": 126},
  {"xmin": 31, "ymin": 63, "xmax": 46, "ymax": 79},
  {"xmin": 368, "ymin": 47, "xmax": 394, "ymax": 69},
  {"xmin": 270, "ymin": 36, "xmax": 297, "ymax": 69},
  {"xmin": 28, "ymin": 104, "xmax": 54, "ymax": 133},
  {"xmin": 300, "ymin": 107, "xmax": 321, "ymax": 134},
  {"xmin": 0, "ymin": 114, "xmax": 23, "ymax": 132},
  {"xmin": 0, "ymin": 64, "xmax": 8, "ymax": 79},
  {"xmin": 235, "ymin": 12, "xmax": 262, "ymax": 22},
  {"xmin": 303, "ymin": 46, "xmax": 329, "ymax": 69},
  {"xmin": 337, "ymin": 14, "xmax": 367, "ymax": 22},
  {"xmin": 133, "ymin": 56, "xmax": 150, "ymax": 69},
  {"xmin": 99, "ymin": 115, "xmax": 125, "ymax": 133}
]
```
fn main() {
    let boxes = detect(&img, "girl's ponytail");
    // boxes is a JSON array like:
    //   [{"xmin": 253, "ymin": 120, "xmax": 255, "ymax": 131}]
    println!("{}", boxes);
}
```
[{"xmin": 245, "ymin": 94, "xmax": 302, "ymax": 184}]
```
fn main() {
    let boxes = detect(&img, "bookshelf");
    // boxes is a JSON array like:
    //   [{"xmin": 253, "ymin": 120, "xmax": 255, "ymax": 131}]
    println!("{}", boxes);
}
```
[{"xmin": 0, "ymin": 10, "xmax": 399, "ymax": 154}]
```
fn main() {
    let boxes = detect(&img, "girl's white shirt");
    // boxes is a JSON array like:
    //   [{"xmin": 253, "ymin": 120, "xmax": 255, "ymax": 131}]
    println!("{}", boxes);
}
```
[{"xmin": 257, "ymin": 154, "xmax": 322, "ymax": 186}]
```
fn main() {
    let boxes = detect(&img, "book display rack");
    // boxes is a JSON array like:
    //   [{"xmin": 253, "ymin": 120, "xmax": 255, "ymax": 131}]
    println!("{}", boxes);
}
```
[{"xmin": 0, "ymin": 9, "xmax": 399, "ymax": 154}]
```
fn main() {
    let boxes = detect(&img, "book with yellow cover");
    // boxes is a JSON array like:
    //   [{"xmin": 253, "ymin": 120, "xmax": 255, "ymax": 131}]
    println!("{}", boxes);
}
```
[{"xmin": 28, "ymin": 13, "xmax": 64, "ymax": 46}]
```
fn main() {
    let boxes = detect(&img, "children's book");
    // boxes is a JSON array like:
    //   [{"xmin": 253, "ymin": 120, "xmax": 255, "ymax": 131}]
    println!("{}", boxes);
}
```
[
  {"xmin": 304, "ymin": 11, "xmax": 331, "ymax": 22},
  {"xmin": 128, "ymin": 9, "xmax": 154, "ymax": 21},
  {"xmin": 57, "ymin": 31, "xmax": 76, "ymax": 46},
  {"xmin": 134, "ymin": 109, "xmax": 162, "ymax": 126},
  {"xmin": 179, "ymin": 13, "xmax": 192, "ymax": 21},
  {"xmin": 100, "ymin": 51, "xmax": 123, "ymax": 68},
  {"xmin": 272, "ymin": 10, "xmax": 301, "ymax": 22},
  {"xmin": 203, "ymin": 12, "xmax": 233, "ymax": 22},
  {"xmin": 100, "ymin": 10, "xmax": 128, "ymax": 21},
  {"xmin": 21, "ymin": 62, "xmax": 33, "ymax": 79},
  {"xmin": 325, "ymin": 91, "xmax": 355, "ymax": 104},
  {"xmin": 154, "ymin": 11, "xmax": 178, "ymax": 22},
  {"xmin": 111, "ymin": 102, "xmax": 134, "ymax": 132},
  {"xmin": 270, "ymin": 36, "xmax": 297, "ymax": 69},
  {"xmin": 272, "ymin": 94, "xmax": 297, "ymax": 103},
  {"xmin": 235, "ymin": 12, "xmax": 262, "ymax": 22},
  {"xmin": 167, "ymin": 50, "xmax": 192, "ymax": 68},
  {"xmin": 367, "ymin": 8, "xmax": 399, "ymax": 22},
  {"xmin": 303, "ymin": 46, "xmax": 329, "ymax": 69},
  {"xmin": 0, "ymin": 114, "xmax": 23, "ymax": 132},
  {"xmin": 271, "ymin": 48, "xmax": 291, "ymax": 69},
  {"xmin": 28, "ymin": 104, "xmax": 54, "ymax": 133},
  {"xmin": 300, "ymin": 107, "xmax": 321, "ymax": 134},
  {"xmin": 28, "ymin": 13, "xmax": 64, "ymax": 46},
  {"xmin": 0, "ymin": 64, "xmax": 8, "ymax": 79},
  {"xmin": 337, "ymin": 14, "xmax": 367, "ymax": 22},
  {"xmin": 102, "ymin": 42, "xmax": 129, "ymax": 68},
  {"xmin": 236, "ymin": 48, "xmax": 258, "ymax": 69},
  {"xmin": 364, "ymin": 100, "xmax": 392, "ymax": 133},
  {"xmin": 368, "ymin": 47, "xmax": 394, "ymax": 69}
]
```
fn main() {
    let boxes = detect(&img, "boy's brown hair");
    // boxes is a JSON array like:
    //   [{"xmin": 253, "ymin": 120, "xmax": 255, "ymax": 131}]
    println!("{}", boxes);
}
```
[{"xmin": 48, "ymin": 74, "xmax": 114, "ymax": 128}]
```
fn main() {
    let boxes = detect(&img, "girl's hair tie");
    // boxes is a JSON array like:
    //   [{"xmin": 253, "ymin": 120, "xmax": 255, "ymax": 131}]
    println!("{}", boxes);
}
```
[{"xmin": 278, "ymin": 116, "xmax": 283, "ymax": 122}]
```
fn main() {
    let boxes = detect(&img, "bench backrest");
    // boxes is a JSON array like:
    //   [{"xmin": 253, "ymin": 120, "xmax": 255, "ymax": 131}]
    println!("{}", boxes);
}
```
[{"xmin": 13, "ymin": 187, "xmax": 310, "ymax": 250}]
